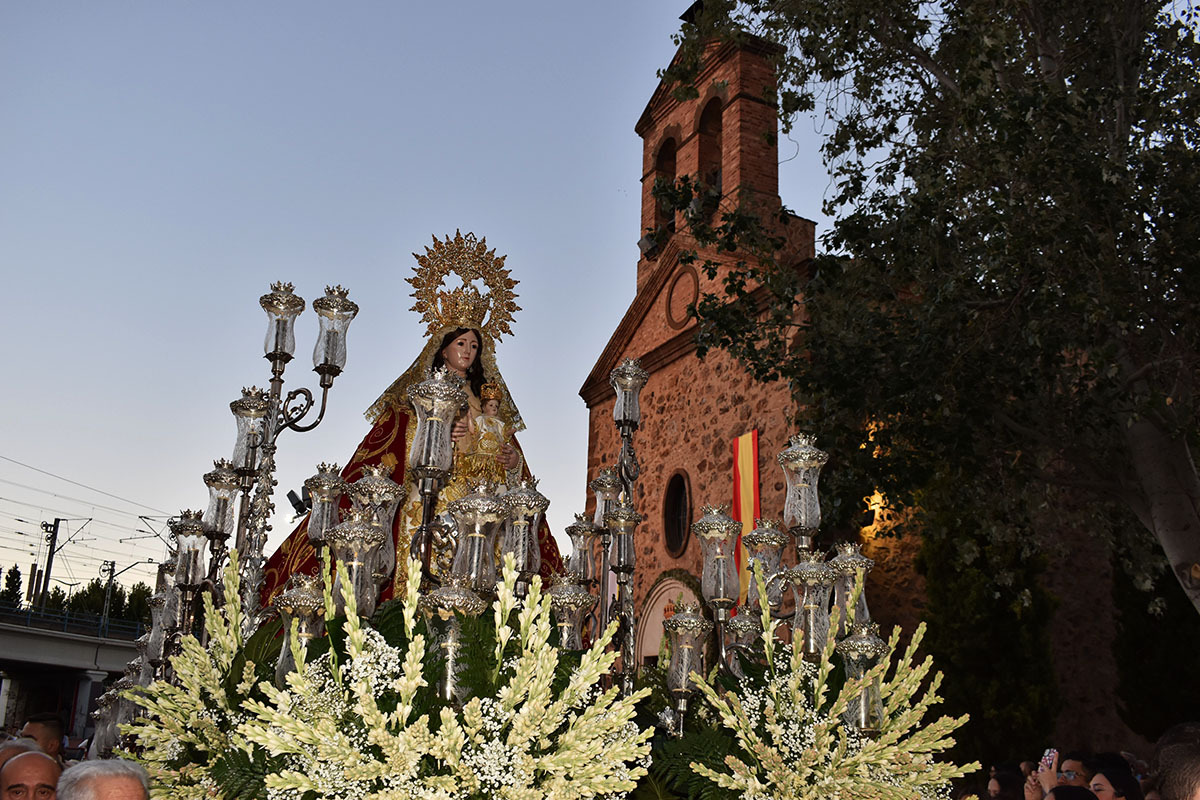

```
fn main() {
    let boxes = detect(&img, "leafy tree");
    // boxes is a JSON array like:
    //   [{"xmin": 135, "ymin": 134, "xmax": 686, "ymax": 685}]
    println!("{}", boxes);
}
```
[
  {"xmin": 43, "ymin": 586, "xmax": 68, "ymax": 612},
  {"xmin": 1, "ymin": 564, "xmax": 22, "ymax": 608},
  {"xmin": 67, "ymin": 577, "xmax": 125, "ymax": 618},
  {"xmin": 126, "ymin": 581, "xmax": 152, "ymax": 625},
  {"xmin": 665, "ymin": 1, "xmax": 1200, "ymax": 614}
]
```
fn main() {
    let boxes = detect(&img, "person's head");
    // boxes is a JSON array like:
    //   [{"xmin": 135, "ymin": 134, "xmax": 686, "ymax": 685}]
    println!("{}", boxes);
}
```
[
  {"xmin": 989, "ymin": 769, "xmax": 1025, "ymax": 800},
  {"xmin": 0, "ymin": 742, "xmax": 42, "ymax": 770},
  {"xmin": 432, "ymin": 327, "xmax": 485, "ymax": 397},
  {"xmin": 1, "ymin": 751, "xmax": 60, "ymax": 800},
  {"xmin": 18, "ymin": 717, "xmax": 62, "ymax": 760},
  {"xmin": 1090, "ymin": 765, "xmax": 1144, "ymax": 800},
  {"xmin": 57, "ymin": 760, "xmax": 148, "ymax": 800},
  {"xmin": 1157, "ymin": 741, "xmax": 1200, "ymax": 800},
  {"xmin": 479, "ymin": 382, "xmax": 503, "ymax": 418},
  {"xmin": 1060, "ymin": 753, "xmax": 1095, "ymax": 787},
  {"xmin": 435, "ymin": 328, "xmax": 480, "ymax": 374},
  {"xmin": 1047, "ymin": 787, "xmax": 1100, "ymax": 800}
]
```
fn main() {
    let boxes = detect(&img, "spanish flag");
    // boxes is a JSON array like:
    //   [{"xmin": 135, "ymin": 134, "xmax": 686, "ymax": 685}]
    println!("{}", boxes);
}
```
[{"xmin": 731, "ymin": 430, "xmax": 760, "ymax": 605}]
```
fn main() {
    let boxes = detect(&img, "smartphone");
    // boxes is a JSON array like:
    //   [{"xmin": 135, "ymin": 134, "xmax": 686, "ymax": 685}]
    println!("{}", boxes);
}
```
[{"xmin": 1041, "ymin": 748, "xmax": 1057, "ymax": 768}]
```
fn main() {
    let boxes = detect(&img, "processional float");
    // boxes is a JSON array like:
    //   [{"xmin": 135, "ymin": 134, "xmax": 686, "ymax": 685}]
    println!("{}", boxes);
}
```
[{"xmin": 91, "ymin": 232, "xmax": 886, "ymax": 755}]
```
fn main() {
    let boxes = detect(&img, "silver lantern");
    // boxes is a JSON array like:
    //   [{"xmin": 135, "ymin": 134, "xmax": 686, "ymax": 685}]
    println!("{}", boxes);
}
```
[
  {"xmin": 327, "ymin": 509, "xmax": 386, "ymax": 618},
  {"xmin": 828, "ymin": 541, "xmax": 874, "ymax": 635},
  {"xmin": 787, "ymin": 551, "xmax": 835, "ymax": 661},
  {"xmin": 777, "ymin": 433, "xmax": 828, "ymax": 550},
  {"xmin": 836, "ymin": 621, "xmax": 888, "ymax": 735},
  {"xmin": 449, "ymin": 484, "xmax": 508, "ymax": 595}
]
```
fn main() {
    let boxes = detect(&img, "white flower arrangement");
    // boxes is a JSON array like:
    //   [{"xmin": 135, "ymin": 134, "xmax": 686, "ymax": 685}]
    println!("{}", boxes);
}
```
[
  {"xmin": 125, "ymin": 550, "xmax": 653, "ymax": 800},
  {"xmin": 121, "ymin": 550, "xmax": 257, "ymax": 799},
  {"xmin": 685, "ymin": 566, "xmax": 977, "ymax": 800}
]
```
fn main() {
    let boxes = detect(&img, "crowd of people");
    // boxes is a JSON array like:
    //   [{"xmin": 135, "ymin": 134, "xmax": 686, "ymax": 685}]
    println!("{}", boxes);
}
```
[
  {"xmin": 980, "ymin": 725, "xmax": 1200, "ymax": 800},
  {"xmin": 0, "ymin": 713, "xmax": 148, "ymax": 800}
]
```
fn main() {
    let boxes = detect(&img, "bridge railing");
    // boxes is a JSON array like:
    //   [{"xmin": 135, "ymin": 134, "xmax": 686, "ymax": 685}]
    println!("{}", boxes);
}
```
[{"xmin": 0, "ymin": 601, "xmax": 145, "ymax": 640}]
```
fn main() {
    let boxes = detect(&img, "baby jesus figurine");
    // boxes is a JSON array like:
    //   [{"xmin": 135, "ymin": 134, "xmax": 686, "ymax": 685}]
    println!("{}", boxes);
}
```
[{"xmin": 460, "ymin": 383, "xmax": 513, "ymax": 488}]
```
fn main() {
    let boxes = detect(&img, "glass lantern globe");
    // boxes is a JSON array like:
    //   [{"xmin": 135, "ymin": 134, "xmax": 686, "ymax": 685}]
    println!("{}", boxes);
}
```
[
  {"xmin": 229, "ymin": 387, "xmax": 272, "ymax": 471},
  {"xmin": 272, "ymin": 572, "xmax": 327, "ymax": 685},
  {"xmin": 777, "ymin": 433, "xmax": 829, "ymax": 549},
  {"xmin": 311, "ymin": 285, "xmax": 359, "ymax": 380},
  {"xmin": 202, "ymin": 459, "xmax": 240, "ymax": 544},
  {"xmin": 449, "ymin": 484, "xmax": 508, "ymax": 595},
  {"xmin": 260, "ymin": 281, "xmax": 305, "ymax": 360},
  {"xmin": 420, "ymin": 574, "xmax": 488, "ymax": 703},
  {"xmin": 836, "ymin": 621, "xmax": 888, "ymax": 734},
  {"xmin": 829, "ymin": 541, "xmax": 875, "ymax": 635},
  {"xmin": 154, "ymin": 560, "xmax": 178, "ymax": 633},
  {"xmin": 327, "ymin": 509, "xmax": 386, "ymax": 618},
  {"xmin": 589, "ymin": 467, "xmax": 623, "ymax": 529},
  {"xmin": 786, "ymin": 551, "xmax": 835, "ymax": 661},
  {"xmin": 407, "ymin": 368, "xmax": 468, "ymax": 477},
  {"xmin": 663, "ymin": 600, "xmax": 712, "ymax": 733},
  {"xmin": 171, "ymin": 510, "xmax": 208, "ymax": 589},
  {"xmin": 605, "ymin": 502, "xmax": 642, "ymax": 573},
  {"xmin": 547, "ymin": 572, "xmax": 597, "ymax": 650},
  {"xmin": 349, "ymin": 465, "xmax": 404, "ymax": 585},
  {"xmin": 502, "ymin": 478, "xmax": 550, "ymax": 585},
  {"xmin": 303, "ymin": 462, "xmax": 346, "ymax": 548},
  {"xmin": 610, "ymin": 358, "xmax": 649, "ymax": 428},
  {"xmin": 742, "ymin": 518, "xmax": 790, "ymax": 612},
  {"xmin": 692, "ymin": 505, "xmax": 741, "ymax": 612},
  {"xmin": 563, "ymin": 513, "xmax": 599, "ymax": 584}
]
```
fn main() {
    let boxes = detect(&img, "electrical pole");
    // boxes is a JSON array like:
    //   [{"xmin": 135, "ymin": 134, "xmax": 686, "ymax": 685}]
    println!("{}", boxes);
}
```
[
  {"xmin": 100, "ymin": 560, "xmax": 116, "ymax": 637},
  {"xmin": 38, "ymin": 518, "xmax": 62, "ymax": 611}
]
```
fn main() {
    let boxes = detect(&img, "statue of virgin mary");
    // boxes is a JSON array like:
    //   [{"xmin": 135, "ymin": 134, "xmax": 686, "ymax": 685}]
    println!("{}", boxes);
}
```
[{"xmin": 260, "ymin": 231, "xmax": 562, "ymax": 602}]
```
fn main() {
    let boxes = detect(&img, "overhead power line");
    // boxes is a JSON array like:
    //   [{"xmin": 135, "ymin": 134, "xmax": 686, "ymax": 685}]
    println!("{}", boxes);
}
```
[{"xmin": 0, "ymin": 454, "xmax": 170, "ymax": 515}]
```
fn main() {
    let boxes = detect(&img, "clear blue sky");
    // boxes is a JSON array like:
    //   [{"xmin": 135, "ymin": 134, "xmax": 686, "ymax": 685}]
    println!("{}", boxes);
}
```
[{"xmin": 0, "ymin": 2, "xmax": 830, "ymax": 591}]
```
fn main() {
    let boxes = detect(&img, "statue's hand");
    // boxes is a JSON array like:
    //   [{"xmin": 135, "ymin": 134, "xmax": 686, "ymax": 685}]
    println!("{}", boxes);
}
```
[
  {"xmin": 451, "ymin": 418, "xmax": 470, "ymax": 442},
  {"xmin": 499, "ymin": 443, "xmax": 519, "ymax": 470}
]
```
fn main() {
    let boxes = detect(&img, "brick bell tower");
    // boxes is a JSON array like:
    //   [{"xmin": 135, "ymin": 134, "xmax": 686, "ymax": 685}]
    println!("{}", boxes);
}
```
[{"xmin": 579, "ymin": 23, "xmax": 815, "ymax": 664}]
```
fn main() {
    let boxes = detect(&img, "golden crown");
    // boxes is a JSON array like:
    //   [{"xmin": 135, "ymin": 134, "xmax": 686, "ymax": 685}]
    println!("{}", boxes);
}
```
[
  {"xmin": 480, "ymin": 383, "xmax": 503, "ymax": 401},
  {"xmin": 407, "ymin": 230, "xmax": 520, "ymax": 341}
]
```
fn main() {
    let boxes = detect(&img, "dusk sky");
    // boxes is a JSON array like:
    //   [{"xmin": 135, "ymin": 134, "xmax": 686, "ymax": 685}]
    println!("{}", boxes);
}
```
[{"xmin": 0, "ymin": 2, "xmax": 830, "ymax": 591}]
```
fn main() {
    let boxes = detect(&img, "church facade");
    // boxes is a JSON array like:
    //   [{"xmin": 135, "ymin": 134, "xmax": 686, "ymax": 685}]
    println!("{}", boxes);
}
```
[{"xmin": 579, "ymin": 35, "xmax": 817, "ymax": 665}]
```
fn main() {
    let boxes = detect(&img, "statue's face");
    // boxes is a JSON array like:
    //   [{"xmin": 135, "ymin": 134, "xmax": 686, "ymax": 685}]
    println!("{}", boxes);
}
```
[
  {"xmin": 483, "ymin": 399, "xmax": 500, "ymax": 416},
  {"xmin": 441, "ymin": 330, "xmax": 480, "ymax": 375}
]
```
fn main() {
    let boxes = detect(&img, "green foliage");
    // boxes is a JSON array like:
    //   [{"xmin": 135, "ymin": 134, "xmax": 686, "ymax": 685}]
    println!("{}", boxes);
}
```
[
  {"xmin": 1, "ymin": 564, "xmax": 22, "ymax": 608},
  {"xmin": 127, "ymin": 582, "xmax": 153, "ymax": 624},
  {"xmin": 916, "ymin": 519, "xmax": 1058, "ymax": 764},
  {"xmin": 44, "ymin": 586, "xmax": 67, "ymax": 612},
  {"xmin": 209, "ymin": 747, "xmax": 275, "ymax": 800},
  {"xmin": 68, "ymin": 577, "xmax": 122, "ymax": 617},
  {"xmin": 1113, "ymin": 557, "xmax": 1200, "ymax": 739},
  {"xmin": 651, "ymin": 725, "xmax": 741, "ymax": 800}
]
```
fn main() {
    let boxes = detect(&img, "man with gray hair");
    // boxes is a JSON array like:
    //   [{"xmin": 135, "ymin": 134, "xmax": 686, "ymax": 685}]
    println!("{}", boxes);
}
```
[
  {"xmin": 0, "ymin": 739, "xmax": 43, "ymax": 770},
  {"xmin": 56, "ymin": 760, "xmax": 147, "ymax": 800}
]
